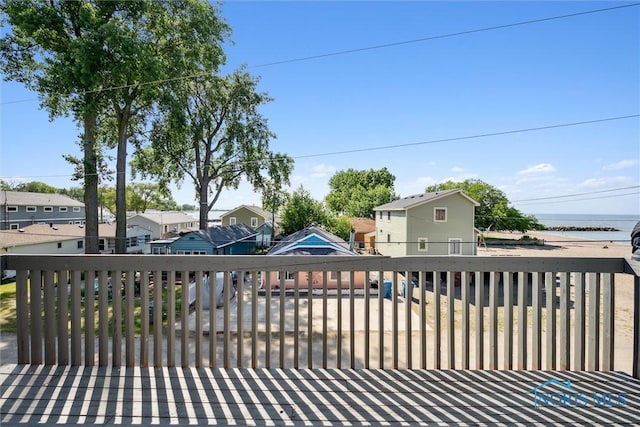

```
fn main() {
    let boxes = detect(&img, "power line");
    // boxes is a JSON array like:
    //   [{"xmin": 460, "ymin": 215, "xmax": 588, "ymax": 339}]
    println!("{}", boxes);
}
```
[
  {"xmin": 514, "ymin": 191, "xmax": 639, "ymax": 206},
  {"xmin": 2, "ymin": 2, "xmax": 638, "ymax": 105},
  {"xmin": 290, "ymin": 115, "xmax": 639, "ymax": 160},
  {"xmin": 511, "ymin": 185, "xmax": 640, "ymax": 202},
  {"xmin": 1, "ymin": 114, "xmax": 638, "ymax": 181},
  {"xmin": 251, "ymin": 3, "xmax": 640, "ymax": 68}
]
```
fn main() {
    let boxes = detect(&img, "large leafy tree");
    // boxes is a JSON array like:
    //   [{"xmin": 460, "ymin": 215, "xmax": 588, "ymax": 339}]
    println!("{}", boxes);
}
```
[
  {"xmin": 325, "ymin": 168, "xmax": 397, "ymax": 218},
  {"xmin": 1, "ymin": 0, "xmax": 229, "ymax": 253},
  {"xmin": 280, "ymin": 186, "xmax": 327, "ymax": 235},
  {"xmin": 0, "ymin": 0, "xmax": 124, "ymax": 252},
  {"xmin": 425, "ymin": 179, "xmax": 543, "ymax": 232},
  {"xmin": 99, "ymin": 183, "xmax": 177, "ymax": 214},
  {"xmin": 133, "ymin": 70, "xmax": 293, "ymax": 230}
]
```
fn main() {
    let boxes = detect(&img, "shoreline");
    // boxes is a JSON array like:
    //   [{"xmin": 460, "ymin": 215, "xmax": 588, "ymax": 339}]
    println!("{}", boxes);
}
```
[{"xmin": 481, "ymin": 230, "xmax": 632, "ymax": 258}]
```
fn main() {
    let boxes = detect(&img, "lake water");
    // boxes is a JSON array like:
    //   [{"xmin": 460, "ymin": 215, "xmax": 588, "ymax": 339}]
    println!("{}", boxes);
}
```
[{"xmin": 534, "ymin": 213, "xmax": 639, "ymax": 244}]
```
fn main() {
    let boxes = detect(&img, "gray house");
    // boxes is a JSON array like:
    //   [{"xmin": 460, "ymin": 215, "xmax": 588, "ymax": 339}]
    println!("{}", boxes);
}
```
[
  {"xmin": 0, "ymin": 191, "xmax": 85, "ymax": 231},
  {"xmin": 374, "ymin": 189, "xmax": 479, "ymax": 256}
]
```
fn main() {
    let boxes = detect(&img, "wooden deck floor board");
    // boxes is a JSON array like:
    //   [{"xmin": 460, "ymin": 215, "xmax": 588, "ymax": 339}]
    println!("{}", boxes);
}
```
[{"xmin": 1, "ymin": 365, "xmax": 639, "ymax": 425}]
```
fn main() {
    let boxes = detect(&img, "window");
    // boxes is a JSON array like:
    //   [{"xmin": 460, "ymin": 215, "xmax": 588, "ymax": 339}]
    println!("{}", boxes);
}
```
[
  {"xmin": 6, "ymin": 206, "xmax": 17, "ymax": 212},
  {"xmin": 449, "ymin": 238, "xmax": 462, "ymax": 255},
  {"xmin": 59, "ymin": 207, "xmax": 68, "ymax": 212},
  {"xmin": 9, "ymin": 224, "xmax": 19, "ymax": 230},
  {"xmin": 277, "ymin": 271, "xmax": 296, "ymax": 281},
  {"xmin": 44, "ymin": 206, "xmax": 53, "ymax": 212},
  {"xmin": 379, "ymin": 211, "xmax": 383, "ymax": 220},
  {"xmin": 418, "ymin": 238, "xmax": 428, "ymax": 252},
  {"xmin": 72, "ymin": 207, "xmax": 81, "ymax": 212},
  {"xmin": 99, "ymin": 239, "xmax": 106, "ymax": 251},
  {"xmin": 387, "ymin": 233, "xmax": 391, "ymax": 243},
  {"xmin": 26, "ymin": 206, "xmax": 36, "ymax": 212},
  {"xmin": 57, "ymin": 242, "xmax": 62, "ymax": 249},
  {"xmin": 229, "ymin": 217, "xmax": 237, "ymax": 225},
  {"xmin": 387, "ymin": 212, "xmax": 391, "ymax": 220},
  {"xmin": 68, "ymin": 221, "xmax": 74, "ymax": 224},
  {"xmin": 77, "ymin": 240, "xmax": 83, "ymax": 249},
  {"xmin": 250, "ymin": 217, "xmax": 258, "ymax": 227},
  {"xmin": 434, "ymin": 207, "xmax": 447, "ymax": 222},
  {"xmin": 74, "ymin": 221, "xmax": 82, "ymax": 225}
]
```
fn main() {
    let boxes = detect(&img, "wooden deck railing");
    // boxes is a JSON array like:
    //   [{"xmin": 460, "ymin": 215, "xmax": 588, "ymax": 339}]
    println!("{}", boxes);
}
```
[{"xmin": 2, "ymin": 254, "xmax": 639, "ymax": 378}]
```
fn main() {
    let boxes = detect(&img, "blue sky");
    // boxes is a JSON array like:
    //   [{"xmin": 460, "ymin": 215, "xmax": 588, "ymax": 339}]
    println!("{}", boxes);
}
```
[{"xmin": 1, "ymin": 1, "xmax": 639, "ymax": 215}]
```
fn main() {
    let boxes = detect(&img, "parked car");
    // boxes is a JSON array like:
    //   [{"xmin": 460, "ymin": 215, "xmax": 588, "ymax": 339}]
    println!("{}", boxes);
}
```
[{"xmin": 187, "ymin": 272, "xmax": 237, "ymax": 309}]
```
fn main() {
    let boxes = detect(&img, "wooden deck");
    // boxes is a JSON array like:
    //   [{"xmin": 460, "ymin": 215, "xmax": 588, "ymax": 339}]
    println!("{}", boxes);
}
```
[{"xmin": 1, "ymin": 365, "xmax": 639, "ymax": 425}]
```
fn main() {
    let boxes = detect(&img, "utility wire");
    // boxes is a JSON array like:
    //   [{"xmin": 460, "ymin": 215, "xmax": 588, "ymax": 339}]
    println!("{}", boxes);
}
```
[
  {"xmin": 2, "ymin": 2, "xmax": 638, "ymax": 105},
  {"xmin": 290, "ymin": 115, "xmax": 639, "ymax": 159},
  {"xmin": 251, "ymin": 3, "xmax": 640, "ymax": 68},
  {"xmin": 511, "ymin": 185, "xmax": 640, "ymax": 202}
]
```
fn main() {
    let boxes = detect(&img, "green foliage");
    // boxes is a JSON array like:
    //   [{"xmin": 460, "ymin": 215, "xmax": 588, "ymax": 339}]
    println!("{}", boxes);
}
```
[
  {"xmin": 425, "ymin": 179, "xmax": 543, "ymax": 232},
  {"xmin": 325, "ymin": 168, "xmax": 397, "ymax": 218},
  {"xmin": 280, "ymin": 186, "xmax": 327, "ymax": 235},
  {"xmin": 324, "ymin": 216, "xmax": 353, "ymax": 242},
  {"xmin": 133, "ymin": 69, "xmax": 293, "ymax": 229},
  {"xmin": 99, "ymin": 183, "xmax": 177, "ymax": 214}
]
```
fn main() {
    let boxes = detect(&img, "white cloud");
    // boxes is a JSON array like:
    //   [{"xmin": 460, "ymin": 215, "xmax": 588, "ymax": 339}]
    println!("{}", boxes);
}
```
[
  {"xmin": 578, "ymin": 176, "xmax": 635, "ymax": 189},
  {"xmin": 517, "ymin": 163, "xmax": 556, "ymax": 175},
  {"xmin": 450, "ymin": 166, "xmax": 466, "ymax": 173},
  {"xmin": 602, "ymin": 159, "xmax": 640, "ymax": 171},
  {"xmin": 310, "ymin": 163, "xmax": 336, "ymax": 179}
]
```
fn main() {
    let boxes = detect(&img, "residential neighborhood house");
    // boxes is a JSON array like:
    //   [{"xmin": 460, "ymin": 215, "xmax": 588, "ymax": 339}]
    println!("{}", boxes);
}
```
[
  {"xmin": 0, "ymin": 223, "xmax": 85, "ymax": 254},
  {"xmin": 97, "ymin": 224, "xmax": 153, "ymax": 254},
  {"xmin": 220, "ymin": 205, "xmax": 280, "ymax": 230},
  {"xmin": 349, "ymin": 217, "xmax": 376, "ymax": 251},
  {"xmin": 0, "ymin": 191, "xmax": 85, "ymax": 230},
  {"xmin": 127, "ymin": 211, "xmax": 197, "ymax": 240},
  {"xmin": 149, "ymin": 224, "xmax": 257, "ymax": 255},
  {"xmin": 264, "ymin": 225, "xmax": 373, "ymax": 289},
  {"xmin": 374, "ymin": 189, "xmax": 479, "ymax": 256}
]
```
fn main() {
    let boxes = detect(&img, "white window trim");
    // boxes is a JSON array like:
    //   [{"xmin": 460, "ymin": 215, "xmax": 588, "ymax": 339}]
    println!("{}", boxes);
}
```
[
  {"xmin": 72, "ymin": 207, "xmax": 81, "ymax": 212},
  {"xmin": 59, "ymin": 207, "xmax": 68, "ymax": 212},
  {"xmin": 277, "ymin": 271, "xmax": 295, "ymax": 281},
  {"xmin": 9, "ymin": 223, "xmax": 19, "ymax": 230},
  {"xmin": 434, "ymin": 207, "xmax": 447, "ymax": 223},
  {"xmin": 26, "ymin": 206, "xmax": 36, "ymax": 212},
  {"xmin": 418, "ymin": 237, "xmax": 429, "ymax": 252},
  {"xmin": 44, "ymin": 206, "xmax": 53, "ymax": 212},
  {"xmin": 250, "ymin": 217, "xmax": 258, "ymax": 227},
  {"xmin": 6, "ymin": 206, "xmax": 17, "ymax": 212},
  {"xmin": 448, "ymin": 238, "xmax": 462, "ymax": 255},
  {"xmin": 229, "ymin": 217, "xmax": 237, "ymax": 225}
]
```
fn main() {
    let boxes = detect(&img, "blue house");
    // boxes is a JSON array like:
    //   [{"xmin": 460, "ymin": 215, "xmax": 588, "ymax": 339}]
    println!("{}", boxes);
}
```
[
  {"xmin": 150, "ymin": 224, "xmax": 257, "ymax": 255},
  {"xmin": 267, "ymin": 225, "xmax": 355, "ymax": 256}
]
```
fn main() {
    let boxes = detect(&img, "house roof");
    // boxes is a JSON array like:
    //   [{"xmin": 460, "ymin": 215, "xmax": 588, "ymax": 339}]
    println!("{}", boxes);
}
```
[
  {"xmin": 222, "ymin": 205, "xmax": 281, "ymax": 223},
  {"xmin": 267, "ymin": 225, "xmax": 356, "ymax": 256},
  {"xmin": 374, "ymin": 189, "xmax": 479, "ymax": 211},
  {"xmin": 0, "ymin": 224, "xmax": 84, "ymax": 249},
  {"xmin": 186, "ymin": 224, "xmax": 257, "ymax": 249},
  {"xmin": 98, "ymin": 224, "xmax": 152, "ymax": 238},
  {"xmin": 350, "ymin": 217, "xmax": 375, "ymax": 234},
  {"xmin": 0, "ymin": 191, "xmax": 84, "ymax": 207},
  {"xmin": 128, "ymin": 211, "xmax": 197, "ymax": 226}
]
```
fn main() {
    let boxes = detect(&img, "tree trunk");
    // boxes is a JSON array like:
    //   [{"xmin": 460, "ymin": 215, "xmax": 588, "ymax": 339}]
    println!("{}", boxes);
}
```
[
  {"xmin": 83, "ymin": 111, "xmax": 99, "ymax": 254},
  {"xmin": 199, "ymin": 177, "xmax": 208, "ymax": 230},
  {"xmin": 115, "ymin": 111, "xmax": 129, "ymax": 254}
]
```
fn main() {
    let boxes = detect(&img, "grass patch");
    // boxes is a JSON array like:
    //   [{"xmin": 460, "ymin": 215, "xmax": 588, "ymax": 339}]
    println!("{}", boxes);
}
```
[{"xmin": 0, "ymin": 282, "xmax": 17, "ymax": 333}]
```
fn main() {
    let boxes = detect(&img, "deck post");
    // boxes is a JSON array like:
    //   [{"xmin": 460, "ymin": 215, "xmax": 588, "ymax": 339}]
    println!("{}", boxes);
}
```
[{"xmin": 634, "ymin": 272, "xmax": 640, "ymax": 379}]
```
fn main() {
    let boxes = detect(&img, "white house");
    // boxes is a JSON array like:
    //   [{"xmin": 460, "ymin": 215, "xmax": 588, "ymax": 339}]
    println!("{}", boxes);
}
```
[
  {"xmin": 0, "ymin": 223, "xmax": 85, "ymax": 254},
  {"xmin": 97, "ymin": 224, "xmax": 153, "ymax": 254},
  {"xmin": 127, "ymin": 211, "xmax": 198, "ymax": 240}
]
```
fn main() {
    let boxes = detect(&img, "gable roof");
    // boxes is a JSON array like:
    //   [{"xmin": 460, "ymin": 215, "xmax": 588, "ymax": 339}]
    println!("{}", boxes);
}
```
[
  {"xmin": 0, "ymin": 191, "xmax": 84, "ymax": 207},
  {"xmin": 374, "ymin": 189, "xmax": 479, "ymax": 211},
  {"xmin": 183, "ymin": 224, "xmax": 257, "ymax": 249},
  {"xmin": 222, "ymin": 205, "xmax": 281, "ymax": 223},
  {"xmin": 267, "ymin": 225, "xmax": 356, "ymax": 256},
  {"xmin": 128, "ymin": 211, "xmax": 197, "ymax": 226},
  {"xmin": 98, "ymin": 223, "xmax": 152, "ymax": 238}
]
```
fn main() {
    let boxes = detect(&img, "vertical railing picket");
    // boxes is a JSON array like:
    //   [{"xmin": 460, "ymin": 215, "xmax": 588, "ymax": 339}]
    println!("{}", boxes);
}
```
[
  {"xmin": 167, "ymin": 271, "xmax": 175, "ymax": 368},
  {"xmin": 559, "ymin": 272, "xmax": 570, "ymax": 370},
  {"xmin": 462, "ymin": 272, "xmax": 470, "ymax": 370},
  {"xmin": 532, "ymin": 272, "xmax": 542, "ymax": 370},
  {"xmin": 602, "ymin": 273, "xmax": 614, "ymax": 371},
  {"xmin": 112, "ymin": 270, "xmax": 122, "ymax": 368},
  {"xmin": 153, "ymin": 271, "xmax": 162, "ymax": 368},
  {"xmin": 517, "ymin": 272, "xmax": 527, "ymax": 370},
  {"xmin": 574, "ymin": 272, "xmax": 586, "ymax": 371},
  {"xmin": 57, "ymin": 269, "xmax": 69, "ymax": 366},
  {"xmin": 44, "ymin": 270, "xmax": 55, "ymax": 365},
  {"xmin": 85, "ymin": 270, "xmax": 95, "ymax": 366},
  {"xmin": 70, "ymin": 270, "xmax": 81, "ymax": 366},
  {"xmin": 475, "ymin": 271, "xmax": 484, "ymax": 370},
  {"xmin": 546, "ymin": 272, "xmax": 557, "ymax": 370},
  {"xmin": 434, "ymin": 271, "xmax": 441, "ymax": 370},
  {"xmin": 489, "ymin": 272, "xmax": 498, "ymax": 370},
  {"xmin": 447, "ymin": 271, "xmax": 455, "ymax": 370}
]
